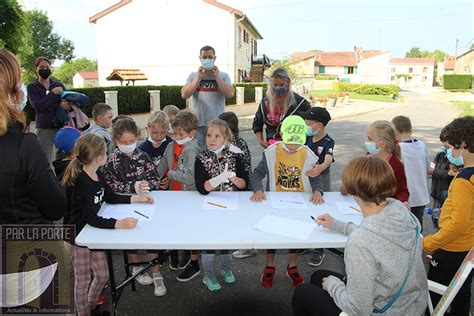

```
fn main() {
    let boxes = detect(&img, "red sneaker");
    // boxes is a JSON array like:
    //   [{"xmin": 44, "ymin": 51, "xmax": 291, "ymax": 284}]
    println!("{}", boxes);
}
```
[
  {"xmin": 286, "ymin": 265, "xmax": 304, "ymax": 287},
  {"xmin": 260, "ymin": 266, "xmax": 276, "ymax": 288},
  {"xmin": 97, "ymin": 295, "xmax": 107, "ymax": 306}
]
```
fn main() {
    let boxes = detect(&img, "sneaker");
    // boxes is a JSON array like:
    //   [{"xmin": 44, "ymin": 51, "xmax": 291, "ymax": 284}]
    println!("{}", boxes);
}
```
[
  {"xmin": 169, "ymin": 252, "xmax": 179, "ymax": 271},
  {"xmin": 221, "ymin": 269, "xmax": 236, "ymax": 284},
  {"xmin": 153, "ymin": 275, "xmax": 167, "ymax": 297},
  {"xmin": 286, "ymin": 265, "xmax": 304, "ymax": 287},
  {"xmin": 177, "ymin": 262, "xmax": 200, "ymax": 282},
  {"xmin": 178, "ymin": 251, "xmax": 191, "ymax": 269},
  {"xmin": 308, "ymin": 249, "xmax": 325, "ymax": 267},
  {"xmin": 260, "ymin": 266, "xmax": 276, "ymax": 288},
  {"xmin": 203, "ymin": 276, "xmax": 222, "ymax": 291},
  {"xmin": 132, "ymin": 266, "xmax": 153, "ymax": 286},
  {"xmin": 232, "ymin": 249, "xmax": 258, "ymax": 259}
]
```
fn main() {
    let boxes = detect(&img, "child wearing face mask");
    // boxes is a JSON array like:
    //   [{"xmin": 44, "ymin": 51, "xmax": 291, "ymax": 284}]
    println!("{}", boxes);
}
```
[
  {"xmin": 391, "ymin": 115, "xmax": 430, "ymax": 229},
  {"xmin": 429, "ymin": 128, "xmax": 455, "ymax": 210},
  {"xmin": 100, "ymin": 116, "xmax": 167, "ymax": 297},
  {"xmin": 61, "ymin": 134, "xmax": 153, "ymax": 315},
  {"xmin": 365, "ymin": 120, "xmax": 410, "ymax": 204},
  {"xmin": 251, "ymin": 115, "xmax": 324, "ymax": 288},
  {"xmin": 194, "ymin": 119, "xmax": 248, "ymax": 291},
  {"xmin": 162, "ymin": 104, "xmax": 180, "ymax": 138},
  {"xmin": 139, "ymin": 110, "xmax": 173, "ymax": 167},
  {"xmin": 156, "ymin": 110, "xmax": 202, "ymax": 281}
]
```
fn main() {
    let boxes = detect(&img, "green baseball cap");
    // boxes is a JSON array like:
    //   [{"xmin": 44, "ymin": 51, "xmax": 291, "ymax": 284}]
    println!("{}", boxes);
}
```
[{"xmin": 281, "ymin": 115, "xmax": 307, "ymax": 145}]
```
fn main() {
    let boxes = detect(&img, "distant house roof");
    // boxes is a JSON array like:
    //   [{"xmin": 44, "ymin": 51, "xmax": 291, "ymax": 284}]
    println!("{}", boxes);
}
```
[
  {"xmin": 444, "ymin": 56, "xmax": 455, "ymax": 70},
  {"xmin": 290, "ymin": 52, "xmax": 317, "ymax": 62},
  {"xmin": 77, "ymin": 71, "xmax": 98, "ymax": 79},
  {"xmin": 89, "ymin": 0, "xmax": 263, "ymax": 39},
  {"xmin": 389, "ymin": 58, "xmax": 435, "ymax": 65},
  {"xmin": 456, "ymin": 48, "xmax": 474, "ymax": 59},
  {"xmin": 106, "ymin": 69, "xmax": 148, "ymax": 82},
  {"xmin": 357, "ymin": 50, "xmax": 387, "ymax": 60},
  {"xmin": 315, "ymin": 52, "xmax": 358, "ymax": 67}
]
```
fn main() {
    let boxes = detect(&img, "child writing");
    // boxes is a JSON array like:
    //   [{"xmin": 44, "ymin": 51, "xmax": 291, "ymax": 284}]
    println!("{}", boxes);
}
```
[
  {"xmin": 251, "ymin": 115, "xmax": 324, "ymax": 288},
  {"xmin": 365, "ymin": 120, "xmax": 410, "ymax": 203},
  {"xmin": 392, "ymin": 115, "xmax": 430, "ymax": 228},
  {"xmin": 194, "ymin": 119, "xmax": 248, "ymax": 291},
  {"xmin": 423, "ymin": 116, "xmax": 473, "ymax": 315},
  {"xmin": 100, "ymin": 117, "xmax": 166, "ymax": 296},
  {"xmin": 62, "ymin": 134, "xmax": 152, "ymax": 316},
  {"xmin": 156, "ymin": 110, "xmax": 202, "ymax": 281},
  {"xmin": 300, "ymin": 106, "xmax": 335, "ymax": 267}
]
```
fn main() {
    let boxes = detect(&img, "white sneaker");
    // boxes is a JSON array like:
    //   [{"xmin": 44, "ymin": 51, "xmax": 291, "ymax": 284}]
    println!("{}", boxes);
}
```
[
  {"xmin": 153, "ymin": 275, "xmax": 167, "ymax": 297},
  {"xmin": 232, "ymin": 249, "xmax": 258, "ymax": 259},
  {"xmin": 132, "ymin": 266, "xmax": 153, "ymax": 286}
]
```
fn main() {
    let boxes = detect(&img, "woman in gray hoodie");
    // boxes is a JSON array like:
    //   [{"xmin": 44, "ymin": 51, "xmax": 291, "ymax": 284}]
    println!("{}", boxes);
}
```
[{"xmin": 292, "ymin": 156, "xmax": 428, "ymax": 315}]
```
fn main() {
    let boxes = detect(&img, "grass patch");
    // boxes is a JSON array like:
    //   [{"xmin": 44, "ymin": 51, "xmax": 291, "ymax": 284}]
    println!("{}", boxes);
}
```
[
  {"xmin": 450, "ymin": 100, "xmax": 474, "ymax": 116},
  {"xmin": 310, "ymin": 89, "xmax": 396, "ymax": 103}
]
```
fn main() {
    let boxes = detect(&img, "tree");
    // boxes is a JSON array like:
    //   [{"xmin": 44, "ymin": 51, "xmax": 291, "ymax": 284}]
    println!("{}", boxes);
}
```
[
  {"xmin": 266, "ymin": 59, "xmax": 296, "ymax": 81},
  {"xmin": 54, "ymin": 58, "xmax": 97, "ymax": 87},
  {"xmin": 18, "ymin": 9, "xmax": 74, "ymax": 83},
  {"xmin": 0, "ymin": 0, "xmax": 24, "ymax": 54},
  {"xmin": 405, "ymin": 47, "xmax": 423, "ymax": 58}
]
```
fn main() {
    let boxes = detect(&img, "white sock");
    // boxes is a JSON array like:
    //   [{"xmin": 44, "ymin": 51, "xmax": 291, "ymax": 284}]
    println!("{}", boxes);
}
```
[{"xmin": 153, "ymin": 272, "xmax": 162, "ymax": 279}]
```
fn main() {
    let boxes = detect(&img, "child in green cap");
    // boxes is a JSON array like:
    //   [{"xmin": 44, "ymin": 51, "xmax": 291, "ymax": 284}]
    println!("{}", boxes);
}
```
[{"xmin": 250, "ymin": 115, "xmax": 324, "ymax": 288}]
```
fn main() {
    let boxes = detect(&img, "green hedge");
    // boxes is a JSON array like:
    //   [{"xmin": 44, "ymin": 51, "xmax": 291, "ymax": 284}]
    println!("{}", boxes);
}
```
[
  {"xmin": 25, "ymin": 82, "xmax": 267, "ymax": 121},
  {"xmin": 443, "ymin": 75, "xmax": 473, "ymax": 90},
  {"xmin": 334, "ymin": 82, "xmax": 399, "ymax": 96}
]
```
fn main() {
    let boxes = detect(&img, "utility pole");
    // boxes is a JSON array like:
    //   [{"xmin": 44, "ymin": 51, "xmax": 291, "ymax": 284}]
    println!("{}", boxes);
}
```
[{"xmin": 454, "ymin": 38, "xmax": 459, "ymax": 60}]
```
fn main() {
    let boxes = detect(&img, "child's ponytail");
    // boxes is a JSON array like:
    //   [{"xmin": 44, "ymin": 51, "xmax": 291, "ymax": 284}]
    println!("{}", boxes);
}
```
[{"xmin": 61, "ymin": 157, "xmax": 82, "ymax": 188}]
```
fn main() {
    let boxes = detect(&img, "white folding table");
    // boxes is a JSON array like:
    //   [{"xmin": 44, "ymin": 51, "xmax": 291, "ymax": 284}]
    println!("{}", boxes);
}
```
[{"xmin": 76, "ymin": 191, "xmax": 363, "ymax": 315}]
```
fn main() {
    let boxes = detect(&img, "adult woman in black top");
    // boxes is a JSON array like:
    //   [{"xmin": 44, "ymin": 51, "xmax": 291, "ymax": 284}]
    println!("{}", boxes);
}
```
[
  {"xmin": 0, "ymin": 48, "xmax": 66, "ymax": 225},
  {"xmin": 252, "ymin": 67, "xmax": 311, "ymax": 148},
  {"xmin": 27, "ymin": 56, "xmax": 66, "ymax": 164}
]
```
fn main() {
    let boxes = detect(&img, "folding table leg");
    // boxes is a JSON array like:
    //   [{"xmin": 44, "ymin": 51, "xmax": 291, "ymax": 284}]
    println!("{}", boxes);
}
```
[
  {"xmin": 106, "ymin": 250, "xmax": 118, "ymax": 316},
  {"xmin": 122, "ymin": 251, "xmax": 136, "ymax": 292}
]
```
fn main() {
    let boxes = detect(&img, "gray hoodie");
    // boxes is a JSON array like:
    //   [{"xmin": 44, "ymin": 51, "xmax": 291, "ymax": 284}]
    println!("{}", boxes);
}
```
[
  {"xmin": 325, "ymin": 198, "xmax": 428, "ymax": 315},
  {"xmin": 156, "ymin": 139, "xmax": 202, "ymax": 191}
]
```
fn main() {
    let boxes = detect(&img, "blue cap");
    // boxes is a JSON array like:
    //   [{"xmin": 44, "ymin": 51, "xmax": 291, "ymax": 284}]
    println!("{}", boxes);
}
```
[{"xmin": 54, "ymin": 127, "xmax": 82, "ymax": 154}]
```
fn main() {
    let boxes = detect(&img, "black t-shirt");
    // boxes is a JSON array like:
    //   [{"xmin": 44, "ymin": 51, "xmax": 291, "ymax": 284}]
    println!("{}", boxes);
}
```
[
  {"xmin": 138, "ymin": 137, "xmax": 173, "ymax": 167},
  {"xmin": 305, "ymin": 133, "xmax": 335, "ymax": 175},
  {"xmin": 68, "ymin": 172, "xmax": 130, "ymax": 236}
]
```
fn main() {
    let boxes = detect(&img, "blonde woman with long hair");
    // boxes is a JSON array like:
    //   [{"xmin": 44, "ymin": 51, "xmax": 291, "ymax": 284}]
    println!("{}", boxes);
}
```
[{"xmin": 252, "ymin": 67, "xmax": 311, "ymax": 148}]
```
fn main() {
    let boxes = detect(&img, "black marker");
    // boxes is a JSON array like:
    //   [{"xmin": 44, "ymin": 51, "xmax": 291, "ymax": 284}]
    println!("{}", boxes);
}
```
[
  {"xmin": 134, "ymin": 210, "xmax": 149, "ymax": 219},
  {"xmin": 310, "ymin": 216, "xmax": 315, "ymax": 220}
]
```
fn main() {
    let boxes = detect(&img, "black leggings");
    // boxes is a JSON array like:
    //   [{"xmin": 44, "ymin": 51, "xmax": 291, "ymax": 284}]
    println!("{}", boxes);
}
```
[
  {"xmin": 292, "ymin": 270, "xmax": 344, "ymax": 316},
  {"xmin": 428, "ymin": 249, "xmax": 472, "ymax": 315}
]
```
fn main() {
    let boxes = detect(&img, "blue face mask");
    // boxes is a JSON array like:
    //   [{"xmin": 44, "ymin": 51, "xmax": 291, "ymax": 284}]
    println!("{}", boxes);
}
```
[
  {"xmin": 273, "ymin": 86, "xmax": 288, "ymax": 97},
  {"xmin": 365, "ymin": 141, "xmax": 380, "ymax": 154},
  {"xmin": 441, "ymin": 146, "xmax": 448, "ymax": 154},
  {"xmin": 18, "ymin": 83, "xmax": 28, "ymax": 110},
  {"xmin": 307, "ymin": 125, "xmax": 318, "ymax": 137},
  {"xmin": 210, "ymin": 144, "xmax": 226, "ymax": 155},
  {"xmin": 446, "ymin": 148, "xmax": 464, "ymax": 167},
  {"xmin": 201, "ymin": 58, "xmax": 214, "ymax": 71}
]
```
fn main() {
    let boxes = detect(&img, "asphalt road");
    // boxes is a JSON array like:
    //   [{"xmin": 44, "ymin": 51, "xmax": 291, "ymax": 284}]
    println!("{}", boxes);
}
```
[{"xmin": 101, "ymin": 88, "xmax": 469, "ymax": 315}]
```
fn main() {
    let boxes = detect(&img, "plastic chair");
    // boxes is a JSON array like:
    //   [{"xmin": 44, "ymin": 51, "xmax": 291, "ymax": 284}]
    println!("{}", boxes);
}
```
[{"xmin": 428, "ymin": 247, "xmax": 473, "ymax": 315}]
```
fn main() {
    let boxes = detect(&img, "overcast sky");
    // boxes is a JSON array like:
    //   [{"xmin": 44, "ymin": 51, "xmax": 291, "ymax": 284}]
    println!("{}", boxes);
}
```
[{"xmin": 22, "ymin": 0, "xmax": 473, "ymax": 61}]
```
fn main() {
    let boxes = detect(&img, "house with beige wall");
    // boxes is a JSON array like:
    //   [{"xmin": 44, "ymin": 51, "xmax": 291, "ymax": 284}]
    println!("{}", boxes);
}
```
[
  {"xmin": 90, "ymin": 0, "xmax": 263, "ymax": 86},
  {"xmin": 389, "ymin": 58, "xmax": 435, "ymax": 87},
  {"xmin": 73, "ymin": 71, "xmax": 99, "ymax": 88},
  {"xmin": 454, "ymin": 49, "xmax": 474, "ymax": 74}
]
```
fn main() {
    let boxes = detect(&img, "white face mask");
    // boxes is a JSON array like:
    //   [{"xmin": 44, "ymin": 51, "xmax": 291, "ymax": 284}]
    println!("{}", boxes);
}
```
[
  {"xmin": 175, "ymin": 136, "xmax": 192, "ymax": 145},
  {"xmin": 148, "ymin": 137, "xmax": 165, "ymax": 145},
  {"xmin": 117, "ymin": 142, "xmax": 137, "ymax": 154},
  {"xmin": 282, "ymin": 143, "xmax": 302, "ymax": 153}
]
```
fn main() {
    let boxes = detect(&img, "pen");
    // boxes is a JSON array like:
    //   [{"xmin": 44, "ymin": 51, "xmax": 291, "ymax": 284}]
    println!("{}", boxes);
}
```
[
  {"xmin": 310, "ymin": 216, "xmax": 315, "ymax": 220},
  {"xmin": 350, "ymin": 206, "xmax": 362, "ymax": 213},
  {"xmin": 134, "ymin": 210, "xmax": 149, "ymax": 219},
  {"xmin": 280, "ymin": 200, "xmax": 304, "ymax": 204},
  {"xmin": 207, "ymin": 202, "xmax": 227, "ymax": 209}
]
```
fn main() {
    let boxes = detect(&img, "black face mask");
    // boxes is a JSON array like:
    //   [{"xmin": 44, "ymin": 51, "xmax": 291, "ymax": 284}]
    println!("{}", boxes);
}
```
[{"xmin": 38, "ymin": 68, "xmax": 51, "ymax": 80}]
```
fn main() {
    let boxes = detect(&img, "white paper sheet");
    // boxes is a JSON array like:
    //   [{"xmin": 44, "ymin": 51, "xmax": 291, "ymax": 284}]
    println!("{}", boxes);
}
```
[
  {"xmin": 253, "ymin": 215, "xmax": 315, "ymax": 240},
  {"xmin": 335, "ymin": 202, "xmax": 362, "ymax": 215},
  {"xmin": 268, "ymin": 192, "xmax": 307, "ymax": 209},
  {"xmin": 99, "ymin": 204, "xmax": 155, "ymax": 221},
  {"xmin": 202, "ymin": 192, "xmax": 239, "ymax": 210}
]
